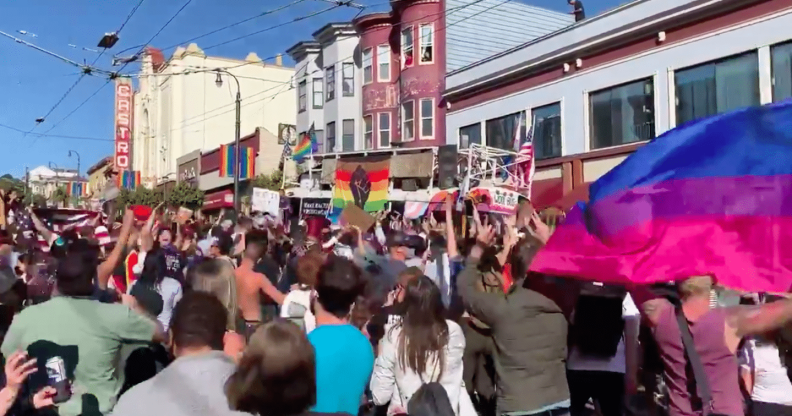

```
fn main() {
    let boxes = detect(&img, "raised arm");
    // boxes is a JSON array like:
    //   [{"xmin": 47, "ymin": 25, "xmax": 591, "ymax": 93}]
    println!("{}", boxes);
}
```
[{"xmin": 97, "ymin": 209, "xmax": 135, "ymax": 289}]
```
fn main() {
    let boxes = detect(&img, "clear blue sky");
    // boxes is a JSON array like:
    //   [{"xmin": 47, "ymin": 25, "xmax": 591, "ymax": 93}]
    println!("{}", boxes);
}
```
[{"xmin": 0, "ymin": 0, "xmax": 619, "ymax": 179}]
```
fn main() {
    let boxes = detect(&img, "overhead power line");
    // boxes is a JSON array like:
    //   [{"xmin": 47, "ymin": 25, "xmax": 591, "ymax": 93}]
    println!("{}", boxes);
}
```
[{"xmin": 0, "ymin": 123, "xmax": 112, "ymax": 142}]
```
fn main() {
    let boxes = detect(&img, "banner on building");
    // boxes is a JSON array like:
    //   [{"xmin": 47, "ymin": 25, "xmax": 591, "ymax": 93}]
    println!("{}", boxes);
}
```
[
  {"xmin": 331, "ymin": 157, "xmax": 390, "ymax": 213},
  {"xmin": 468, "ymin": 186, "xmax": 521, "ymax": 215},
  {"xmin": 114, "ymin": 78, "xmax": 133, "ymax": 171},
  {"xmin": 219, "ymin": 145, "xmax": 255, "ymax": 179}
]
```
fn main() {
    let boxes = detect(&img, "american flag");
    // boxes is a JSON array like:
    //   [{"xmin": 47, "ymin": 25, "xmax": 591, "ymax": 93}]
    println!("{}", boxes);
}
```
[
  {"xmin": 9, "ymin": 209, "xmax": 105, "ymax": 252},
  {"xmin": 279, "ymin": 141, "xmax": 292, "ymax": 170},
  {"xmin": 513, "ymin": 114, "xmax": 535, "ymax": 198}
]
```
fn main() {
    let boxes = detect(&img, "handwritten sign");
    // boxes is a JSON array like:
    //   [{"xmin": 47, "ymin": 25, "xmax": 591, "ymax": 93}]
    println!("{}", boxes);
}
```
[
  {"xmin": 468, "ymin": 187, "xmax": 522, "ymax": 215},
  {"xmin": 252, "ymin": 188, "xmax": 280, "ymax": 216},
  {"xmin": 301, "ymin": 198, "xmax": 330, "ymax": 217}
]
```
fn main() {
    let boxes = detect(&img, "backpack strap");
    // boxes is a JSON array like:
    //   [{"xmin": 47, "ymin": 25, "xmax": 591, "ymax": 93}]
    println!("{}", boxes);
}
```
[{"xmin": 674, "ymin": 305, "xmax": 714, "ymax": 416}]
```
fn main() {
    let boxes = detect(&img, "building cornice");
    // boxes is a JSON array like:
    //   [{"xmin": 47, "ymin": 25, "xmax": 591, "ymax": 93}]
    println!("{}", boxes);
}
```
[
  {"xmin": 286, "ymin": 40, "xmax": 322, "ymax": 62},
  {"xmin": 353, "ymin": 12, "xmax": 395, "ymax": 32},
  {"xmin": 312, "ymin": 22, "xmax": 358, "ymax": 45}
]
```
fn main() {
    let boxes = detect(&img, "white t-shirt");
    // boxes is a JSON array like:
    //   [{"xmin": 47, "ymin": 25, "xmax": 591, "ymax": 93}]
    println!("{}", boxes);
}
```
[
  {"xmin": 279, "ymin": 289, "xmax": 316, "ymax": 333},
  {"xmin": 740, "ymin": 338, "xmax": 792, "ymax": 405},
  {"xmin": 130, "ymin": 277, "xmax": 183, "ymax": 332},
  {"xmin": 567, "ymin": 293, "xmax": 640, "ymax": 373}
]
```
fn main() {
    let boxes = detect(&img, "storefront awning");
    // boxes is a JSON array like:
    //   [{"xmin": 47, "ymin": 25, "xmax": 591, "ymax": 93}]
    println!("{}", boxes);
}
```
[{"xmin": 203, "ymin": 189, "xmax": 234, "ymax": 210}]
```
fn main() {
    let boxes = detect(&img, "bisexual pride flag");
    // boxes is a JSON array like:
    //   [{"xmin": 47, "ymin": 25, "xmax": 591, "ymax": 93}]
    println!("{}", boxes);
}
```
[{"xmin": 530, "ymin": 101, "xmax": 792, "ymax": 293}]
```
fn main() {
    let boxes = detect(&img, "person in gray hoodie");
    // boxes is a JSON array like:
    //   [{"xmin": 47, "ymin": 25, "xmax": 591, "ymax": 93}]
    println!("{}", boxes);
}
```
[{"xmin": 113, "ymin": 292, "xmax": 248, "ymax": 416}]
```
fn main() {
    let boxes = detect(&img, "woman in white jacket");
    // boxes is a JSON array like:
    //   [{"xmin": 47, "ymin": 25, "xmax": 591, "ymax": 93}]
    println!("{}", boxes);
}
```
[{"xmin": 370, "ymin": 275, "xmax": 475, "ymax": 416}]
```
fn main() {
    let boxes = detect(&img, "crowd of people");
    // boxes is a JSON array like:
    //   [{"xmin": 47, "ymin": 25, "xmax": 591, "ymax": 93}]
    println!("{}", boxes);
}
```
[{"xmin": 0, "ymin": 189, "xmax": 789, "ymax": 416}]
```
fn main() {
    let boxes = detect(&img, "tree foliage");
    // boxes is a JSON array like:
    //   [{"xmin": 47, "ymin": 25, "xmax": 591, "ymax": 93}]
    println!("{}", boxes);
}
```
[
  {"xmin": 166, "ymin": 182, "xmax": 204, "ymax": 209},
  {"xmin": 51, "ymin": 186, "xmax": 69, "ymax": 206},
  {"xmin": 117, "ymin": 187, "xmax": 164, "ymax": 210},
  {"xmin": 251, "ymin": 170, "xmax": 283, "ymax": 191},
  {"xmin": 0, "ymin": 174, "xmax": 24, "ymax": 193}
]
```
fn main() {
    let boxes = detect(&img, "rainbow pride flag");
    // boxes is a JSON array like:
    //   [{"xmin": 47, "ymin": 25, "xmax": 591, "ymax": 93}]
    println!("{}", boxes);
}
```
[
  {"xmin": 331, "ymin": 157, "xmax": 390, "ymax": 213},
  {"xmin": 220, "ymin": 144, "xmax": 256, "ymax": 179},
  {"xmin": 118, "ymin": 171, "xmax": 141, "ymax": 189},
  {"xmin": 292, "ymin": 123, "xmax": 318, "ymax": 163},
  {"xmin": 530, "ymin": 101, "xmax": 792, "ymax": 293},
  {"xmin": 69, "ymin": 182, "xmax": 87, "ymax": 196}
]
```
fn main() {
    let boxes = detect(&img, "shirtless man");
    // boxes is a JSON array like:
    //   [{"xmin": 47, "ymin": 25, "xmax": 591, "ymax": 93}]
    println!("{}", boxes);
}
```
[{"xmin": 235, "ymin": 238, "xmax": 285, "ymax": 339}]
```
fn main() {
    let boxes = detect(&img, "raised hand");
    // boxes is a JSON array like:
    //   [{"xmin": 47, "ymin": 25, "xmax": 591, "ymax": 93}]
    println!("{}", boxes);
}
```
[{"xmin": 4, "ymin": 351, "xmax": 37, "ymax": 393}]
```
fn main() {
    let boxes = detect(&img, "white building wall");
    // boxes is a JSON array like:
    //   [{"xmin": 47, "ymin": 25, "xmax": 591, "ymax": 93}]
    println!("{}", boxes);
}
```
[
  {"xmin": 322, "ymin": 35, "xmax": 363, "ymax": 152},
  {"xmin": 133, "ymin": 44, "xmax": 296, "ymax": 187},
  {"xmin": 446, "ymin": 9, "xmax": 792, "ymax": 156},
  {"xmin": 295, "ymin": 52, "xmax": 325, "ymax": 137}
]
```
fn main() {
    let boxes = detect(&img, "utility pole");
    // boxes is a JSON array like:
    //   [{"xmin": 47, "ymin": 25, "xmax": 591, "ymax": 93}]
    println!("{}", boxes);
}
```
[{"xmin": 24, "ymin": 167, "xmax": 29, "ymax": 200}]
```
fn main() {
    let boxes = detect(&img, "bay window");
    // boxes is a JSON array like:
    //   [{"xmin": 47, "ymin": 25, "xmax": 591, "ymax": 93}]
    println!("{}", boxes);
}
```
[
  {"xmin": 362, "ymin": 48, "xmax": 373, "ymax": 84},
  {"xmin": 402, "ymin": 100, "xmax": 415, "ymax": 141},
  {"xmin": 401, "ymin": 27, "xmax": 414, "ymax": 68},
  {"xmin": 377, "ymin": 44, "xmax": 390, "ymax": 82},
  {"xmin": 379, "ymin": 113, "xmax": 391, "ymax": 147},
  {"xmin": 419, "ymin": 24, "xmax": 434, "ymax": 64}
]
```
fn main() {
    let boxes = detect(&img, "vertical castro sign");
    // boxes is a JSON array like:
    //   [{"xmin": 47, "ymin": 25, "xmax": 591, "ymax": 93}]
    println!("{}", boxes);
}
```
[{"xmin": 114, "ymin": 79, "xmax": 133, "ymax": 170}]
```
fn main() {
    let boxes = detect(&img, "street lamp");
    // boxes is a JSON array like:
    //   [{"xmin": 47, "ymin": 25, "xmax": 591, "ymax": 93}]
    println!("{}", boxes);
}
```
[
  {"xmin": 68, "ymin": 150, "xmax": 81, "ymax": 177},
  {"xmin": 214, "ymin": 68, "xmax": 242, "ymax": 214}
]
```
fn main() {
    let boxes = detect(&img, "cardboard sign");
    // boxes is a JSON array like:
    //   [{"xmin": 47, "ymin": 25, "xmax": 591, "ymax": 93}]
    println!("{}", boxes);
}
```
[
  {"xmin": 252, "ymin": 187, "xmax": 279, "ymax": 216},
  {"xmin": 301, "ymin": 198, "xmax": 330, "ymax": 217},
  {"xmin": 340, "ymin": 203, "xmax": 375, "ymax": 231},
  {"xmin": 468, "ymin": 187, "xmax": 521, "ymax": 215},
  {"xmin": 176, "ymin": 207, "xmax": 193, "ymax": 224}
]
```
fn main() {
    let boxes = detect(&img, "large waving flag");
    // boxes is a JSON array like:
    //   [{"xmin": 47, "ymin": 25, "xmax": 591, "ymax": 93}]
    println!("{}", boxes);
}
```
[
  {"xmin": 530, "ymin": 101, "xmax": 792, "ymax": 293},
  {"xmin": 292, "ymin": 123, "xmax": 318, "ymax": 163}
]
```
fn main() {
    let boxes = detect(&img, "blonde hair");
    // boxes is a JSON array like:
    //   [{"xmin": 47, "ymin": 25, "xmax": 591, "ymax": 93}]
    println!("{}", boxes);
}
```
[
  {"xmin": 679, "ymin": 275, "xmax": 714, "ymax": 299},
  {"xmin": 191, "ymin": 259, "xmax": 239, "ymax": 331}
]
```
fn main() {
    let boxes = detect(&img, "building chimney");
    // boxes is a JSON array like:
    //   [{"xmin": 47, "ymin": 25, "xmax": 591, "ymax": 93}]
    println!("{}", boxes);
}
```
[{"xmin": 275, "ymin": 54, "xmax": 283, "ymax": 66}]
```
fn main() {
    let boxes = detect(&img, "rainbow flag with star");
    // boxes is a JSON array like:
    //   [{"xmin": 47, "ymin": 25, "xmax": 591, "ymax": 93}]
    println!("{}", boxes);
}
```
[
  {"xmin": 331, "ymin": 157, "xmax": 390, "ymax": 213},
  {"xmin": 292, "ymin": 123, "xmax": 318, "ymax": 163}
]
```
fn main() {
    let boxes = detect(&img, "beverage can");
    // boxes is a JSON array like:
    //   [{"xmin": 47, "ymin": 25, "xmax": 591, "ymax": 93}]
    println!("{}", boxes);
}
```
[{"xmin": 45, "ymin": 357, "xmax": 67, "ymax": 384}]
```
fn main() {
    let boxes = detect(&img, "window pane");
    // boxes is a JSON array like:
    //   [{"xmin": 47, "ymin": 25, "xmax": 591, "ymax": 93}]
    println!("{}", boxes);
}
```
[
  {"xmin": 531, "ymin": 103, "xmax": 562, "ymax": 159},
  {"xmin": 421, "ymin": 99, "xmax": 432, "ymax": 117},
  {"xmin": 343, "ymin": 119, "xmax": 354, "ymax": 135},
  {"xmin": 326, "ymin": 68, "xmax": 335, "ymax": 101},
  {"xmin": 772, "ymin": 42, "xmax": 792, "ymax": 102},
  {"xmin": 422, "ymin": 119, "xmax": 433, "ymax": 137},
  {"xmin": 312, "ymin": 78, "xmax": 323, "ymax": 108},
  {"xmin": 402, "ymin": 28, "xmax": 414, "ymax": 67},
  {"xmin": 403, "ymin": 101, "xmax": 414, "ymax": 120},
  {"xmin": 589, "ymin": 78, "xmax": 655, "ymax": 150},
  {"xmin": 459, "ymin": 124, "xmax": 481, "ymax": 149},
  {"xmin": 326, "ymin": 122, "xmax": 336, "ymax": 153},
  {"xmin": 420, "ymin": 24, "xmax": 433, "ymax": 63},
  {"xmin": 675, "ymin": 52, "xmax": 759, "ymax": 125},
  {"xmin": 364, "ymin": 116, "xmax": 373, "ymax": 149},
  {"xmin": 363, "ymin": 49, "xmax": 372, "ymax": 84},
  {"xmin": 298, "ymin": 80, "xmax": 307, "ymax": 112},
  {"xmin": 379, "ymin": 113, "xmax": 390, "ymax": 147},
  {"xmin": 485, "ymin": 112, "xmax": 522, "ymax": 150},
  {"xmin": 342, "ymin": 120, "xmax": 354, "ymax": 151},
  {"xmin": 378, "ymin": 45, "xmax": 390, "ymax": 80},
  {"xmin": 342, "ymin": 63, "xmax": 354, "ymax": 96},
  {"xmin": 314, "ymin": 130, "xmax": 324, "ymax": 154}
]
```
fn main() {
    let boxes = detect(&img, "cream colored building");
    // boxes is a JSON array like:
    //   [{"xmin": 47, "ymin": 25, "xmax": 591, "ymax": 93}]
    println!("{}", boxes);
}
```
[{"xmin": 132, "ymin": 43, "xmax": 296, "ymax": 188}]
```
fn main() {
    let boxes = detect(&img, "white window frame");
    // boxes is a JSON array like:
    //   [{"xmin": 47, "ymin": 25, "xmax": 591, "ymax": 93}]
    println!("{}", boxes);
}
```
[
  {"xmin": 401, "ymin": 26, "xmax": 414, "ymax": 69},
  {"xmin": 362, "ymin": 48, "xmax": 373, "ymax": 85},
  {"xmin": 312, "ymin": 78, "xmax": 323, "ymax": 109},
  {"xmin": 419, "ymin": 24, "xmax": 434, "ymax": 65},
  {"xmin": 326, "ymin": 67, "xmax": 335, "ymax": 101},
  {"xmin": 298, "ymin": 80, "xmax": 307, "ymax": 112},
  {"xmin": 402, "ymin": 100, "xmax": 415, "ymax": 141},
  {"xmin": 377, "ymin": 44, "xmax": 391, "ymax": 82},
  {"xmin": 378, "ymin": 112, "xmax": 391, "ymax": 148},
  {"xmin": 342, "ymin": 62, "xmax": 355, "ymax": 97},
  {"xmin": 363, "ymin": 115, "xmax": 373, "ymax": 149},
  {"xmin": 419, "ymin": 98, "xmax": 434, "ymax": 139}
]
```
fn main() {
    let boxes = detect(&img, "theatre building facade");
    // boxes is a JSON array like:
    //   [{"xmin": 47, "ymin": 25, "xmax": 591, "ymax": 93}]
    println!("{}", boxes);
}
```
[{"xmin": 444, "ymin": 0, "xmax": 792, "ymax": 210}]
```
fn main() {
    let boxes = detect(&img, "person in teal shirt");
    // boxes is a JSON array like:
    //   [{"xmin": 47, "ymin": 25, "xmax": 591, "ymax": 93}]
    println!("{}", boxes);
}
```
[{"xmin": 308, "ymin": 257, "xmax": 374, "ymax": 415}]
